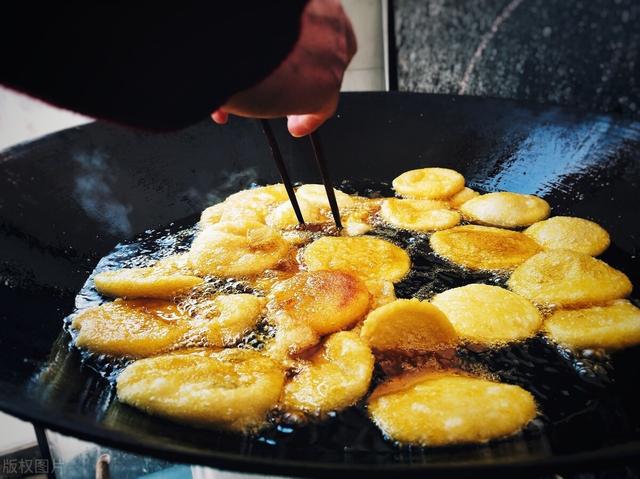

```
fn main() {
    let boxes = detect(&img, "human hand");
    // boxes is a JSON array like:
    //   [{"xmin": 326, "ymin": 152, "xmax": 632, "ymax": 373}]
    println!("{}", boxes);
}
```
[{"xmin": 211, "ymin": 0, "xmax": 356, "ymax": 137}]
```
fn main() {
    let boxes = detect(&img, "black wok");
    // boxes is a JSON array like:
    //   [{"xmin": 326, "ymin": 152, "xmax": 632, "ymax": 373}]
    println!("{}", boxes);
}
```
[{"xmin": 1, "ymin": 92, "xmax": 639, "ymax": 477}]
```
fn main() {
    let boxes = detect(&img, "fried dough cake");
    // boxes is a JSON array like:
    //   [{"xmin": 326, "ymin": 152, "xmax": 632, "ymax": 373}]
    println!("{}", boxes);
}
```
[
  {"xmin": 265, "ymin": 199, "xmax": 328, "ymax": 230},
  {"xmin": 265, "ymin": 270, "xmax": 371, "ymax": 359},
  {"xmin": 200, "ymin": 184, "xmax": 287, "ymax": 225},
  {"xmin": 460, "ymin": 192, "xmax": 550, "ymax": 228},
  {"xmin": 524, "ymin": 216, "xmax": 610, "ymax": 256},
  {"xmin": 295, "ymin": 184, "xmax": 355, "ymax": 210},
  {"xmin": 379, "ymin": 198, "xmax": 460, "ymax": 232},
  {"xmin": 72, "ymin": 299, "xmax": 189, "ymax": 357},
  {"xmin": 431, "ymin": 284, "xmax": 542, "ymax": 344},
  {"xmin": 430, "ymin": 225, "xmax": 542, "ymax": 271},
  {"xmin": 269, "ymin": 270, "xmax": 370, "ymax": 335},
  {"xmin": 507, "ymin": 250, "xmax": 632, "ymax": 307},
  {"xmin": 393, "ymin": 167, "xmax": 465, "ymax": 200},
  {"xmin": 189, "ymin": 220, "xmax": 289, "ymax": 277},
  {"xmin": 360, "ymin": 299, "xmax": 457, "ymax": 353},
  {"xmin": 368, "ymin": 371, "xmax": 537, "ymax": 446},
  {"xmin": 282, "ymin": 331, "xmax": 374, "ymax": 416},
  {"xmin": 186, "ymin": 294, "xmax": 266, "ymax": 347},
  {"xmin": 304, "ymin": 236, "xmax": 410, "ymax": 282},
  {"xmin": 448, "ymin": 187, "xmax": 480, "ymax": 208},
  {"xmin": 117, "ymin": 348, "xmax": 284, "ymax": 431},
  {"xmin": 94, "ymin": 267, "xmax": 202, "ymax": 299},
  {"xmin": 544, "ymin": 299, "xmax": 640, "ymax": 350}
]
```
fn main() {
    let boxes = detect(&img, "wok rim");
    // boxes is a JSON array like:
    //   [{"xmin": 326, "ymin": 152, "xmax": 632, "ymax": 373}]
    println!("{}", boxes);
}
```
[{"xmin": 2, "ymin": 397, "xmax": 640, "ymax": 477}]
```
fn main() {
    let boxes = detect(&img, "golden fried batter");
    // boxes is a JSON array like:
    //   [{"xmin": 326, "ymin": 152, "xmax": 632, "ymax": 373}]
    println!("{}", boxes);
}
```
[
  {"xmin": 360, "ymin": 299, "xmax": 457, "ymax": 353},
  {"xmin": 200, "ymin": 202, "xmax": 226, "ymax": 224},
  {"xmin": 188, "ymin": 294, "xmax": 266, "ymax": 346},
  {"xmin": 304, "ymin": 236, "xmax": 410, "ymax": 282},
  {"xmin": 116, "ymin": 348, "xmax": 284, "ymax": 431},
  {"xmin": 282, "ymin": 331, "xmax": 374, "ymax": 415},
  {"xmin": 266, "ymin": 313, "xmax": 320, "ymax": 361},
  {"xmin": 460, "ymin": 191, "xmax": 550, "ymax": 228},
  {"xmin": 368, "ymin": 371, "xmax": 537, "ymax": 446},
  {"xmin": 524, "ymin": 216, "xmax": 610, "ymax": 256},
  {"xmin": 295, "ymin": 184, "xmax": 355, "ymax": 210},
  {"xmin": 392, "ymin": 167, "xmax": 465, "ymax": 200},
  {"xmin": 379, "ymin": 198, "xmax": 460, "ymax": 232},
  {"xmin": 200, "ymin": 184, "xmax": 287, "ymax": 225},
  {"xmin": 94, "ymin": 267, "xmax": 203, "ymax": 299},
  {"xmin": 430, "ymin": 225, "xmax": 542, "ymax": 271},
  {"xmin": 340, "ymin": 196, "xmax": 381, "ymax": 236},
  {"xmin": 342, "ymin": 219, "xmax": 373, "ymax": 237},
  {"xmin": 266, "ymin": 186, "xmax": 364, "ymax": 231},
  {"xmin": 364, "ymin": 280, "xmax": 397, "ymax": 309},
  {"xmin": 431, "ymin": 284, "xmax": 542, "ymax": 344},
  {"xmin": 189, "ymin": 220, "xmax": 290, "ymax": 277},
  {"xmin": 269, "ymin": 270, "xmax": 370, "ymax": 335},
  {"xmin": 448, "ymin": 187, "xmax": 480, "ymax": 208},
  {"xmin": 265, "ymin": 199, "xmax": 327, "ymax": 229},
  {"xmin": 72, "ymin": 299, "xmax": 189, "ymax": 357},
  {"xmin": 507, "ymin": 250, "xmax": 632, "ymax": 307},
  {"xmin": 226, "ymin": 184, "xmax": 288, "ymax": 206},
  {"xmin": 544, "ymin": 300, "xmax": 640, "ymax": 350},
  {"xmin": 152, "ymin": 253, "xmax": 191, "ymax": 273}
]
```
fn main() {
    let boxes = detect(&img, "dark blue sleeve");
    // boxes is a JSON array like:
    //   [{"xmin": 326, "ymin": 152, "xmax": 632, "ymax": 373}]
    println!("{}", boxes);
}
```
[{"xmin": 0, "ymin": 1, "xmax": 308, "ymax": 130}]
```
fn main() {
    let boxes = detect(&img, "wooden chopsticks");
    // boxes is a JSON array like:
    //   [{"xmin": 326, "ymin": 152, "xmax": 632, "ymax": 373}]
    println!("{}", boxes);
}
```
[
  {"xmin": 259, "ymin": 119, "xmax": 342, "ymax": 230},
  {"xmin": 309, "ymin": 132, "xmax": 343, "ymax": 230},
  {"xmin": 259, "ymin": 119, "xmax": 306, "ymax": 225}
]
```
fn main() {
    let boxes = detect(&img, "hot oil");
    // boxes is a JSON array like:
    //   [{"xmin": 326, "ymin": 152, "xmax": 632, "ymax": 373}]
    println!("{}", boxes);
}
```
[{"xmin": 65, "ymin": 180, "xmax": 640, "ymax": 456}]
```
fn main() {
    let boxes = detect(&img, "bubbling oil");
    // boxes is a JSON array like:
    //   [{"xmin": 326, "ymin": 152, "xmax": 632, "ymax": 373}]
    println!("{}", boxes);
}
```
[{"xmin": 64, "ymin": 179, "xmax": 640, "ymax": 453}]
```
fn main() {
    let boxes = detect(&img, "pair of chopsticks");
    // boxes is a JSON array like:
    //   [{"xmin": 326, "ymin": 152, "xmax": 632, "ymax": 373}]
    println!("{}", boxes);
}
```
[{"xmin": 260, "ymin": 119, "xmax": 342, "ymax": 230}]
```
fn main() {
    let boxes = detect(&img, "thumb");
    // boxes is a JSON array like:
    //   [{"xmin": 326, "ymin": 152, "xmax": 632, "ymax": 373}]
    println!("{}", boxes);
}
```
[
  {"xmin": 287, "ymin": 113, "xmax": 327, "ymax": 138},
  {"xmin": 287, "ymin": 93, "xmax": 339, "ymax": 137},
  {"xmin": 211, "ymin": 110, "xmax": 229, "ymax": 124}
]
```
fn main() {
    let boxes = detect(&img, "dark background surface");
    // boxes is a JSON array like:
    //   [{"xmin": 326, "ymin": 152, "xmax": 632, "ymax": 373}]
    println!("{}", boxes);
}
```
[{"xmin": 395, "ymin": 0, "xmax": 640, "ymax": 118}]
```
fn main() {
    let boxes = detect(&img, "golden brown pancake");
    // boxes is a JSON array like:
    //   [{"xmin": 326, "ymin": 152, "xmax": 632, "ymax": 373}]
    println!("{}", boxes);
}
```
[
  {"xmin": 94, "ymin": 267, "xmax": 202, "ymax": 299},
  {"xmin": 282, "ymin": 331, "xmax": 374, "ymax": 415},
  {"xmin": 460, "ymin": 192, "xmax": 550, "ymax": 228},
  {"xmin": 368, "ymin": 371, "xmax": 537, "ymax": 446},
  {"xmin": 304, "ymin": 236, "xmax": 410, "ymax": 282},
  {"xmin": 200, "ymin": 184, "xmax": 287, "ymax": 225},
  {"xmin": 507, "ymin": 250, "xmax": 632, "ymax": 307},
  {"xmin": 72, "ymin": 299, "xmax": 189, "ymax": 357},
  {"xmin": 524, "ymin": 216, "xmax": 610, "ymax": 256},
  {"xmin": 544, "ymin": 299, "xmax": 640, "ymax": 349},
  {"xmin": 186, "ymin": 294, "xmax": 266, "ymax": 346},
  {"xmin": 189, "ymin": 220, "xmax": 290, "ymax": 277},
  {"xmin": 360, "ymin": 299, "xmax": 457, "ymax": 353},
  {"xmin": 379, "ymin": 198, "xmax": 460, "ymax": 232},
  {"xmin": 448, "ymin": 187, "xmax": 480, "ymax": 208},
  {"xmin": 268, "ymin": 270, "xmax": 370, "ymax": 336},
  {"xmin": 265, "ymin": 199, "xmax": 328, "ymax": 229},
  {"xmin": 431, "ymin": 284, "xmax": 542, "ymax": 344},
  {"xmin": 295, "ymin": 184, "xmax": 355, "ymax": 210},
  {"xmin": 430, "ymin": 225, "xmax": 542, "ymax": 271},
  {"xmin": 392, "ymin": 167, "xmax": 465, "ymax": 199},
  {"xmin": 117, "ymin": 348, "xmax": 284, "ymax": 432}
]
